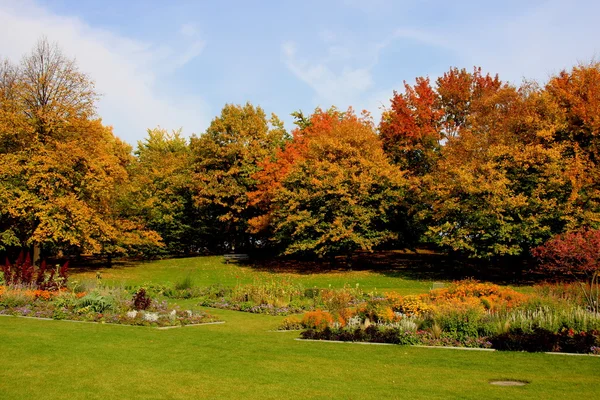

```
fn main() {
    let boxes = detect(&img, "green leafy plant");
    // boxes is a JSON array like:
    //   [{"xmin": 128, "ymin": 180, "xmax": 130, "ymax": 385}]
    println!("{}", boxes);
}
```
[{"xmin": 77, "ymin": 293, "xmax": 114, "ymax": 313}]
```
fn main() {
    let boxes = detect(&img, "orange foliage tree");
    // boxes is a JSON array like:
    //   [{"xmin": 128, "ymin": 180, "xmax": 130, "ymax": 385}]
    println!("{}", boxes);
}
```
[
  {"xmin": 421, "ymin": 65, "xmax": 600, "ymax": 259},
  {"xmin": 249, "ymin": 108, "xmax": 405, "ymax": 257},
  {"xmin": 0, "ymin": 38, "xmax": 160, "ymax": 257}
]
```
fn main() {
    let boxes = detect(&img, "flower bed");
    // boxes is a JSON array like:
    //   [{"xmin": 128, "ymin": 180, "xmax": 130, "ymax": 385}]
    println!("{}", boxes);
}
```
[
  {"xmin": 0, "ymin": 285, "xmax": 219, "ymax": 327},
  {"xmin": 282, "ymin": 280, "xmax": 600, "ymax": 354},
  {"xmin": 193, "ymin": 280, "xmax": 366, "ymax": 316}
]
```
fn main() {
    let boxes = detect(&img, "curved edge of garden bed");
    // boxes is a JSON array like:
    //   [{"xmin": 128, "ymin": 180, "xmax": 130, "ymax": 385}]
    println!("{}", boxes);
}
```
[
  {"xmin": 0, "ymin": 314, "xmax": 224, "ymax": 329},
  {"xmin": 293, "ymin": 338, "xmax": 600, "ymax": 356}
]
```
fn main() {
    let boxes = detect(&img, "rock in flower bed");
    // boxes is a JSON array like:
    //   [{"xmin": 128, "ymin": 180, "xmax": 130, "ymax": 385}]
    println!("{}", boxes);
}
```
[
  {"xmin": 283, "ymin": 281, "xmax": 600, "ymax": 354},
  {"xmin": 0, "ymin": 285, "xmax": 219, "ymax": 327}
]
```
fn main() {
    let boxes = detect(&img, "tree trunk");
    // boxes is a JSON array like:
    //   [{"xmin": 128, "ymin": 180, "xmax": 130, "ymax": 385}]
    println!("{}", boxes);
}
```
[{"xmin": 33, "ymin": 244, "xmax": 41, "ymax": 266}]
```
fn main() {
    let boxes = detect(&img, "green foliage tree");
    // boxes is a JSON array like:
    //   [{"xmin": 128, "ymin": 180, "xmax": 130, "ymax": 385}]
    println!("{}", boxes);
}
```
[
  {"xmin": 189, "ymin": 102, "xmax": 288, "ymax": 252},
  {"xmin": 128, "ymin": 128, "xmax": 199, "ymax": 255}
]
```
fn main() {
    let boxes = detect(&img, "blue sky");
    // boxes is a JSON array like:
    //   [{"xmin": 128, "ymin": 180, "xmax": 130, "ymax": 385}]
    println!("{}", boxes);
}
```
[{"xmin": 1, "ymin": 0, "xmax": 599, "ymax": 145}]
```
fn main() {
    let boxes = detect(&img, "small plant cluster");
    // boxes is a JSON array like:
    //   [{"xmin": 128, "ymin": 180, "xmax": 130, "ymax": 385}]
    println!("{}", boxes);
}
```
[
  {"xmin": 2, "ymin": 253, "xmax": 69, "ymax": 291},
  {"xmin": 286, "ymin": 280, "xmax": 600, "ymax": 354},
  {"xmin": 0, "ymin": 284, "xmax": 219, "ymax": 327}
]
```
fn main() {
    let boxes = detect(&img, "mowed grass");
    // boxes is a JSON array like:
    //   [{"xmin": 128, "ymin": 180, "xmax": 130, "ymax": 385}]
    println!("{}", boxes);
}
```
[
  {"xmin": 1, "ymin": 310, "xmax": 599, "ymax": 400},
  {"xmin": 2, "ymin": 256, "xmax": 599, "ymax": 399},
  {"xmin": 70, "ymin": 256, "xmax": 433, "ymax": 294}
]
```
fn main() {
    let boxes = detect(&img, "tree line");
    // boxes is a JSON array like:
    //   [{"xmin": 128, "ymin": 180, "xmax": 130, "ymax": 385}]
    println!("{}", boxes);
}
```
[{"xmin": 1, "ymin": 39, "xmax": 599, "ymax": 263}]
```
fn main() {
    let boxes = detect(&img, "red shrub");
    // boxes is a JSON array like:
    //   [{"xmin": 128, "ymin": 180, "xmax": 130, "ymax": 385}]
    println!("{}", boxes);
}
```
[
  {"xmin": 2, "ymin": 252, "xmax": 69, "ymax": 291},
  {"xmin": 532, "ymin": 229, "xmax": 600, "ymax": 313},
  {"xmin": 532, "ymin": 229, "xmax": 600, "ymax": 276}
]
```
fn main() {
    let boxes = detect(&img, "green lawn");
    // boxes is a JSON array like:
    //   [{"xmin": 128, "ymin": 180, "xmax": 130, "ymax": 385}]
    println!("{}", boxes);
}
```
[
  {"xmin": 70, "ymin": 255, "xmax": 433, "ymax": 294},
  {"xmin": 1, "ymin": 310, "xmax": 598, "ymax": 399},
  {"xmin": 2, "ymin": 257, "xmax": 599, "ymax": 399}
]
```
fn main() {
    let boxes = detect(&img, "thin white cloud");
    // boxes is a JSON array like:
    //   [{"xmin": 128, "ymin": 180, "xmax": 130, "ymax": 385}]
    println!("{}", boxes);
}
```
[
  {"xmin": 282, "ymin": 40, "xmax": 374, "ymax": 109},
  {"xmin": 283, "ymin": 0, "xmax": 600, "ymax": 126},
  {"xmin": 0, "ymin": 1, "xmax": 210, "ymax": 145},
  {"xmin": 175, "ymin": 23, "xmax": 205, "ymax": 68},
  {"xmin": 390, "ymin": 28, "xmax": 451, "ymax": 51},
  {"xmin": 179, "ymin": 23, "xmax": 199, "ymax": 38},
  {"xmin": 175, "ymin": 39, "xmax": 206, "ymax": 68},
  {"xmin": 453, "ymin": 0, "xmax": 600, "ymax": 84}
]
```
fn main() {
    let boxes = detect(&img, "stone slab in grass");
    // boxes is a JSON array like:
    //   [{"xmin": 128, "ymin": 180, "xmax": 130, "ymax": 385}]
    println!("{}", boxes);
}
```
[
  {"xmin": 489, "ymin": 380, "xmax": 529, "ymax": 386},
  {"xmin": 411, "ymin": 345, "xmax": 495, "ymax": 351},
  {"xmin": 295, "ymin": 338, "xmax": 394, "ymax": 346},
  {"xmin": 156, "ymin": 321, "xmax": 225, "ymax": 330}
]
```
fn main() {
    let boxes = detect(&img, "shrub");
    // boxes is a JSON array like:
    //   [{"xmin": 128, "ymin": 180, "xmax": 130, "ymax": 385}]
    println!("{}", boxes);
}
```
[
  {"xmin": 431, "ymin": 297, "xmax": 485, "ymax": 340},
  {"xmin": 278, "ymin": 316, "xmax": 303, "ymax": 330},
  {"xmin": 386, "ymin": 293, "xmax": 432, "ymax": 317},
  {"xmin": 132, "ymin": 288, "xmax": 152, "ymax": 311},
  {"xmin": 302, "ymin": 310, "xmax": 334, "ymax": 329},
  {"xmin": 490, "ymin": 327, "xmax": 600, "ymax": 353},
  {"xmin": 77, "ymin": 293, "xmax": 114, "ymax": 313},
  {"xmin": 2, "ymin": 253, "xmax": 69, "ymax": 291},
  {"xmin": 532, "ymin": 228, "xmax": 600, "ymax": 313},
  {"xmin": 428, "ymin": 280, "xmax": 527, "ymax": 311}
]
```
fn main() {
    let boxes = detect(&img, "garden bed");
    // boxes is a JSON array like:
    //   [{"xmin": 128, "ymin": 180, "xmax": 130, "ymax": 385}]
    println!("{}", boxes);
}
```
[
  {"xmin": 0, "ymin": 285, "xmax": 220, "ymax": 328},
  {"xmin": 278, "ymin": 280, "xmax": 600, "ymax": 355}
]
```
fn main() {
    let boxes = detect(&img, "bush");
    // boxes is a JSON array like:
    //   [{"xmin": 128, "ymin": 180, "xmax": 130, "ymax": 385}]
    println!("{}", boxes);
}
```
[
  {"xmin": 174, "ymin": 274, "xmax": 195, "ymax": 291},
  {"xmin": 132, "ymin": 288, "xmax": 152, "ymax": 311},
  {"xmin": 278, "ymin": 316, "xmax": 303, "ymax": 330},
  {"xmin": 490, "ymin": 328, "xmax": 600, "ymax": 353},
  {"xmin": 2, "ymin": 253, "xmax": 69, "ymax": 291},
  {"xmin": 431, "ymin": 297, "xmax": 485, "ymax": 340},
  {"xmin": 77, "ymin": 293, "xmax": 114, "ymax": 313},
  {"xmin": 532, "ymin": 228, "xmax": 600, "ymax": 313},
  {"xmin": 302, "ymin": 310, "xmax": 334, "ymax": 329}
]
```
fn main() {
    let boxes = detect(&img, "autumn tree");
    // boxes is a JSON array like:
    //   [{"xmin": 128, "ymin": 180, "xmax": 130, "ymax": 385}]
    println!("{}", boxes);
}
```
[
  {"xmin": 378, "ymin": 68, "xmax": 505, "ymax": 248},
  {"xmin": 0, "ymin": 38, "xmax": 160, "ymax": 257},
  {"xmin": 379, "ymin": 77, "xmax": 442, "ymax": 176},
  {"xmin": 127, "ymin": 128, "xmax": 198, "ymax": 255},
  {"xmin": 379, "ymin": 67, "xmax": 502, "ymax": 175},
  {"xmin": 423, "ymin": 68, "xmax": 600, "ymax": 259},
  {"xmin": 250, "ymin": 108, "xmax": 405, "ymax": 258},
  {"xmin": 189, "ymin": 103, "xmax": 288, "ymax": 252}
]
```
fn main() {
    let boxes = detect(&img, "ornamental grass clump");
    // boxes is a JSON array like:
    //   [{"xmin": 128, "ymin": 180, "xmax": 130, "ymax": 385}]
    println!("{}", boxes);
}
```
[
  {"xmin": 199, "ymin": 277, "xmax": 314, "ymax": 315},
  {"xmin": 231, "ymin": 277, "xmax": 305, "ymax": 307}
]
